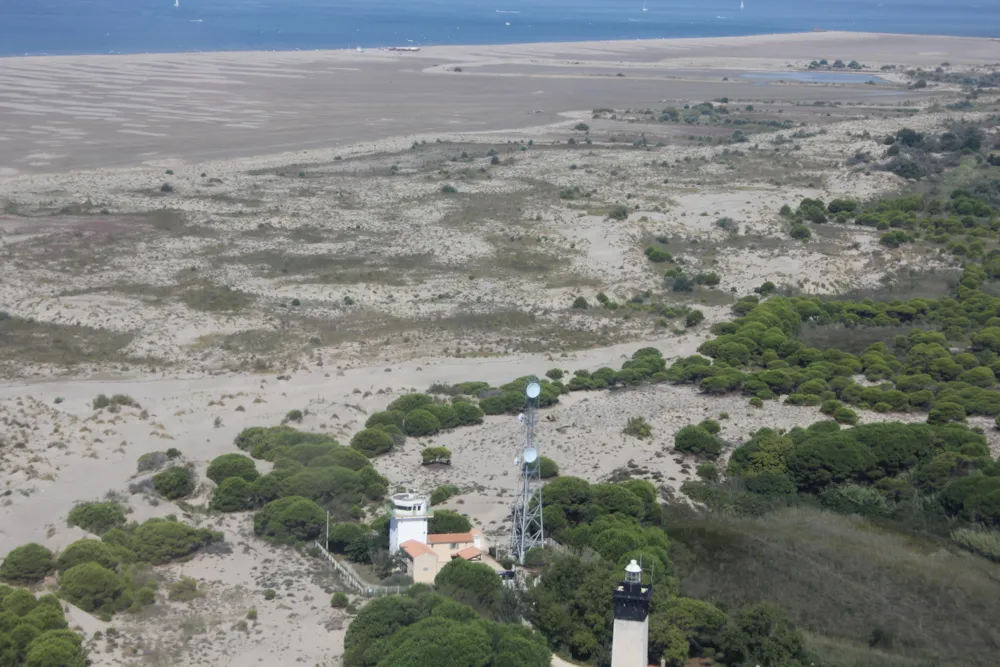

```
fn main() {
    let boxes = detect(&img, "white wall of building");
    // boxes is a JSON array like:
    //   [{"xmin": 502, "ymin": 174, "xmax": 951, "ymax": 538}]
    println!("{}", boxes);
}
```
[
  {"xmin": 388, "ymin": 493, "xmax": 429, "ymax": 554},
  {"xmin": 611, "ymin": 618, "xmax": 649, "ymax": 667}
]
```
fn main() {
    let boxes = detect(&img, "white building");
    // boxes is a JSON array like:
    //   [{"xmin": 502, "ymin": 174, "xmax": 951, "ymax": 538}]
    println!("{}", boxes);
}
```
[{"xmin": 388, "ymin": 492, "xmax": 429, "ymax": 554}]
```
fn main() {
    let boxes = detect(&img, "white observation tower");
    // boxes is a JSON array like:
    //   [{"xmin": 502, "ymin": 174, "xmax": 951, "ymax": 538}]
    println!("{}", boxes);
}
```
[{"xmin": 388, "ymin": 491, "xmax": 429, "ymax": 554}]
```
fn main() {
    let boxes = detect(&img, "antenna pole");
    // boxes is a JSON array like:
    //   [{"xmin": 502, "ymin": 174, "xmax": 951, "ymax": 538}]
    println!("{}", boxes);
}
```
[{"xmin": 509, "ymin": 377, "xmax": 545, "ymax": 565}]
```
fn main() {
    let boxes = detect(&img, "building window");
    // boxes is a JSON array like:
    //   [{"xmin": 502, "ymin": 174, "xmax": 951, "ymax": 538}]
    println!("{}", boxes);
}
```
[{"xmin": 451, "ymin": 543, "xmax": 458, "ymax": 548}]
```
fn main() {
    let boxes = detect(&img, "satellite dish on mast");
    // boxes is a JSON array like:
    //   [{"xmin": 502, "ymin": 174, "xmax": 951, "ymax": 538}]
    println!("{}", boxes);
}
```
[
  {"xmin": 523, "ymin": 448, "xmax": 538, "ymax": 463},
  {"xmin": 526, "ymin": 382, "xmax": 541, "ymax": 399}
]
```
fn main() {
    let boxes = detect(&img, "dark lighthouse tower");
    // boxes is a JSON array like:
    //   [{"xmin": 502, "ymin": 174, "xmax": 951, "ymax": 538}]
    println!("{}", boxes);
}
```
[{"xmin": 611, "ymin": 559, "xmax": 652, "ymax": 667}]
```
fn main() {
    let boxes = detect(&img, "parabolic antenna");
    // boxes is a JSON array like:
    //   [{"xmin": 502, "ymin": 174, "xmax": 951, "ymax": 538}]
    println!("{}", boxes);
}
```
[
  {"xmin": 526, "ymin": 382, "xmax": 541, "ymax": 399},
  {"xmin": 524, "ymin": 448, "xmax": 538, "ymax": 464}
]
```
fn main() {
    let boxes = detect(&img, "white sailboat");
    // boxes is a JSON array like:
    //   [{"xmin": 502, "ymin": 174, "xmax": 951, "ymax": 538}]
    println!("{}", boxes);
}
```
[
  {"xmin": 740, "ymin": 0, "xmax": 744, "ymax": 9},
  {"xmin": 642, "ymin": 0, "xmax": 648, "ymax": 11},
  {"xmin": 174, "ymin": 0, "xmax": 179, "ymax": 7}
]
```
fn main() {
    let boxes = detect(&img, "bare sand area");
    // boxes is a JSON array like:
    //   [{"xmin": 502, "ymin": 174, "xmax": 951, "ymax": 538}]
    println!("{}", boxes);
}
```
[
  {"xmin": 0, "ymin": 31, "xmax": 987, "ymax": 174},
  {"xmin": 0, "ymin": 31, "xmax": 998, "ymax": 667}
]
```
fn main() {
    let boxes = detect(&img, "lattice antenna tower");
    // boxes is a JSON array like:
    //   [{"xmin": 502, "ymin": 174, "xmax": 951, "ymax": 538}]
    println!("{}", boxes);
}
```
[{"xmin": 509, "ymin": 378, "xmax": 545, "ymax": 564}]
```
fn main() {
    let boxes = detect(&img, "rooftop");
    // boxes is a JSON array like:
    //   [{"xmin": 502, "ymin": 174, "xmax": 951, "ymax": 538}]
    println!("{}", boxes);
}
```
[{"xmin": 400, "ymin": 540, "xmax": 435, "ymax": 559}]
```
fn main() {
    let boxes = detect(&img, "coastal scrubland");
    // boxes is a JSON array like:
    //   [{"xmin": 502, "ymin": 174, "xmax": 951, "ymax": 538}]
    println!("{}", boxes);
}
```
[{"xmin": 0, "ymin": 33, "xmax": 999, "ymax": 667}]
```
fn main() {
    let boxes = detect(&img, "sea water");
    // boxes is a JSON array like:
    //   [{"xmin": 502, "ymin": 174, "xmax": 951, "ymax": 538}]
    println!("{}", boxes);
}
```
[{"xmin": 0, "ymin": 0, "xmax": 996, "ymax": 57}]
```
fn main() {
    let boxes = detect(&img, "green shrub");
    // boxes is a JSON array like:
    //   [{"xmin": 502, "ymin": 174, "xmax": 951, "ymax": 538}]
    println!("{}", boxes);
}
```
[
  {"xmin": 428, "ymin": 510, "xmax": 471, "ymax": 534},
  {"xmin": 545, "ymin": 368, "xmax": 564, "ymax": 381},
  {"xmin": 56, "ymin": 539, "xmax": 120, "ymax": 573},
  {"xmin": 722, "ymin": 604, "xmax": 807, "ymax": 667},
  {"xmin": 23, "ymin": 629, "xmax": 86, "ymax": 667},
  {"xmin": 623, "ymin": 416, "xmax": 653, "ymax": 439},
  {"xmin": 365, "ymin": 410, "xmax": 405, "ymax": 429},
  {"xmin": 951, "ymin": 528, "xmax": 1000, "ymax": 562},
  {"xmin": 67, "ymin": 502, "xmax": 126, "ymax": 535},
  {"xmin": 327, "ymin": 523, "xmax": 369, "ymax": 553},
  {"xmin": 424, "ymin": 403, "xmax": 460, "ymax": 429},
  {"xmin": 264, "ymin": 588, "xmax": 276, "ymax": 600},
  {"xmin": 928, "ymin": 401, "xmax": 966, "ymax": 424},
  {"xmin": 211, "ymin": 477, "xmax": 253, "ymax": 512},
  {"xmin": 350, "ymin": 428, "xmax": 395, "ymax": 456},
  {"xmin": 685, "ymin": 309, "xmax": 705, "ymax": 327},
  {"xmin": 674, "ymin": 425, "xmax": 723, "ymax": 458},
  {"xmin": 434, "ymin": 558, "xmax": 502, "ymax": 612},
  {"xmin": 284, "ymin": 409, "xmax": 304, "ymax": 423},
  {"xmin": 749, "ymin": 397, "xmax": 764, "ymax": 408},
  {"xmin": 0, "ymin": 544, "xmax": 55, "ymax": 583},
  {"xmin": 404, "ymin": 409, "xmax": 440, "ymax": 437},
  {"xmin": 697, "ymin": 462, "xmax": 719, "ymax": 481},
  {"xmin": 538, "ymin": 456, "xmax": 559, "ymax": 479},
  {"xmin": 136, "ymin": 451, "xmax": 168, "ymax": 472},
  {"xmin": 695, "ymin": 272, "xmax": 721, "ymax": 287},
  {"xmin": 431, "ymin": 485, "xmax": 461, "ymax": 505},
  {"xmin": 152, "ymin": 466, "xmax": 195, "ymax": 500},
  {"xmin": 608, "ymin": 204, "xmax": 629, "ymax": 220},
  {"xmin": 234, "ymin": 426, "xmax": 339, "ymax": 461},
  {"xmin": 421, "ymin": 447, "xmax": 452, "ymax": 465},
  {"xmin": 789, "ymin": 224, "xmax": 811, "ymax": 240},
  {"xmin": 820, "ymin": 399, "xmax": 842, "ymax": 416},
  {"xmin": 59, "ymin": 562, "xmax": 125, "ymax": 613},
  {"xmin": 331, "ymin": 592, "xmax": 350, "ymax": 608},
  {"xmin": 572, "ymin": 296, "xmax": 590, "ymax": 309},
  {"xmin": 644, "ymin": 246, "xmax": 672, "ymax": 263},
  {"xmin": 206, "ymin": 453, "xmax": 259, "ymax": 484},
  {"xmin": 132, "ymin": 519, "xmax": 218, "ymax": 564},
  {"xmin": 253, "ymin": 497, "xmax": 326, "ymax": 543},
  {"xmin": 671, "ymin": 274, "xmax": 695, "ymax": 292},
  {"xmin": 820, "ymin": 483, "xmax": 889, "ymax": 518},
  {"xmin": 387, "ymin": 393, "xmax": 435, "ymax": 414},
  {"xmin": 452, "ymin": 402, "xmax": 484, "ymax": 425},
  {"xmin": 833, "ymin": 407, "xmax": 859, "ymax": 425}
]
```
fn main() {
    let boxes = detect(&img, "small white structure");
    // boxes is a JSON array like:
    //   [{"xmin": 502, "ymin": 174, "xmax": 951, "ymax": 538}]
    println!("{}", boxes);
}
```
[
  {"xmin": 611, "ymin": 560, "xmax": 652, "ymax": 667},
  {"xmin": 388, "ymin": 492, "xmax": 429, "ymax": 555}
]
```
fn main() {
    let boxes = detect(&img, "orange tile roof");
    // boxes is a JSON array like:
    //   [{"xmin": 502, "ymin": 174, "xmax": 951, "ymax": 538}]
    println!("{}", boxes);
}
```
[
  {"xmin": 455, "ymin": 546, "xmax": 482, "ymax": 560},
  {"xmin": 400, "ymin": 540, "xmax": 435, "ymax": 558},
  {"xmin": 427, "ymin": 532, "xmax": 474, "ymax": 544}
]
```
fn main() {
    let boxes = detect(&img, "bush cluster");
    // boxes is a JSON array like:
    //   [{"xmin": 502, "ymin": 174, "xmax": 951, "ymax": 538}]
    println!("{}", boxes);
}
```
[
  {"xmin": 0, "ymin": 588, "xmax": 83, "ymax": 666},
  {"xmin": 724, "ymin": 419, "xmax": 1000, "ymax": 527},
  {"xmin": 254, "ymin": 496, "xmax": 327, "ymax": 543},
  {"xmin": 227, "ymin": 426, "xmax": 388, "ymax": 518},
  {"xmin": 665, "ymin": 269, "xmax": 1000, "ymax": 422},
  {"xmin": 356, "ymin": 394, "xmax": 487, "ymax": 456},
  {"xmin": 344, "ymin": 586, "xmax": 550, "ymax": 667},
  {"xmin": 1, "ymin": 516, "xmax": 221, "ymax": 624}
]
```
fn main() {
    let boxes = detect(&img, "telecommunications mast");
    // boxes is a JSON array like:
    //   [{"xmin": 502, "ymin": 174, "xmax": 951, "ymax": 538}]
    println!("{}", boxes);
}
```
[{"xmin": 509, "ymin": 378, "xmax": 545, "ymax": 564}]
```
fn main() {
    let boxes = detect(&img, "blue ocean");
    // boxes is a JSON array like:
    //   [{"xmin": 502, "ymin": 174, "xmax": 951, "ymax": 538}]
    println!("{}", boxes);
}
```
[{"xmin": 0, "ymin": 0, "xmax": 996, "ymax": 57}]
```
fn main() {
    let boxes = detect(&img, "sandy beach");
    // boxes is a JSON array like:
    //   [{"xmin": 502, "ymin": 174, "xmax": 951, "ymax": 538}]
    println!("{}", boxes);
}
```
[
  {"xmin": 1, "ymin": 32, "xmax": 991, "ymax": 174},
  {"xmin": 0, "ymin": 30, "xmax": 998, "ymax": 665}
]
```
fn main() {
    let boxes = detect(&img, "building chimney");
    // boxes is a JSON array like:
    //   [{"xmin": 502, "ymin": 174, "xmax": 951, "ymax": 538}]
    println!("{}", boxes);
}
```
[{"xmin": 611, "ymin": 560, "xmax": 652, "ymax": 667}]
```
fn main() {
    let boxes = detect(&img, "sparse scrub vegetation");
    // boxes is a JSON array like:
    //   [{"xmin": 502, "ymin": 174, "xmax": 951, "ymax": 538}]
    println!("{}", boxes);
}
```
[{"xmin": 623, "ymin": 416, "xmax": 653, "ymax": 439}]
